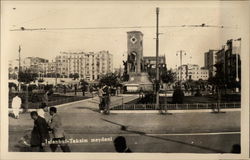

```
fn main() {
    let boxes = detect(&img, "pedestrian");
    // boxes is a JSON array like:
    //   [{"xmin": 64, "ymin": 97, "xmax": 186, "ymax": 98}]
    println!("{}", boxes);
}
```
[
  {"xmin": 81, "ymin": 85, "xmax": 86, "ymax": 96},
  {"xmin": 42, "ymin": 90, "xmax": 49, "ymax": 108},
  {"xmin": 11, "ymin": 93, "xmax": 22, "ymax": 119},
  {"xmin": 74, "ymin": 84, "xmax": 77, "ymax": 96},
  {"xmin": 37, "ymin": 103, "xmax": 49, "ymax": 120},
  {"xmin": 48, "ymin": 107, "xmax": 71, "ymax": 152},
  {"xmin": 103, "ymin": 86, "xmax": 111, "ymax": 114},
  {"xmin": 98, "ymin": 86, "xmax": 105, "ymax": 113},
  {"xmin": 89, "ymin": 86, "xmax": 94, "ymax": 98},
  {"xmin": 30, "ymin": 111, "xmax": 50, "ymax": 152},
  {"xmin": 63, "ymin": 85, "xmax": 67, "ymax": 94}
]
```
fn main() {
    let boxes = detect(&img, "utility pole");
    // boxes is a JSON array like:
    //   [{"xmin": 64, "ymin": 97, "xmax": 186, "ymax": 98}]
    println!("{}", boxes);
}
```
[
  {"xmin": 18, "ymin": 45, "xmax": 21, "ymax": 91},
  {"xmin": 156, "ymin": 7, "xmax": 160, "ymax": 109},
  {"xmin": 55, "ymin": 60, "xmax": 58, "ymax": 86}
]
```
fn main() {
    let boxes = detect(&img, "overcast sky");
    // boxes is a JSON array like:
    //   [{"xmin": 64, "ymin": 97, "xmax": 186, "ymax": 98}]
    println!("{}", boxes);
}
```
[{"xmin": 1, "ymin": 1, "xmax": 249, "ymax": 69}]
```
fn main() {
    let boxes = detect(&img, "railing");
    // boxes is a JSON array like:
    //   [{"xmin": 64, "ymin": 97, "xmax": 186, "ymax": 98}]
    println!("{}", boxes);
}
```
[
  {"xmin": 10, "ymin": 96, "xmax": 87, "ymax": 109},
  {"xmin": 111, "ymin": 102, "xmax": 241, "ymax": 110}
]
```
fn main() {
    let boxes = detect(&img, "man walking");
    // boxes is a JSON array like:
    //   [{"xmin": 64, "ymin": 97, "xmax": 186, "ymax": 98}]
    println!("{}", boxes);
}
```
[
  {"xmin": 12, "ymin": 93, "xmax": 22, "ymax": 119},
  {"xmin": 48, "ymin": 107, "xmax": 71, "ymax": 152},
  {"xmin": 30, "ymin": 111, "xmax": 50, "ymax": 152}
]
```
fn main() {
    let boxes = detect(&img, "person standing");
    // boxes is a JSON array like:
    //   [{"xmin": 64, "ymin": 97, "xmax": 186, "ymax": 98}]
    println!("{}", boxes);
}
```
[
  {"xmin": 30, "ymin": 111, "xmax": 50, "ymax": 152},
  {"xmin": 98, "ymin": 86, "xmax": 105, "ymax": 113},
  {"xmin": 42, "ymin": 90, "xmax": 49, "ymax": 108},
  {"xmin": 48, "ymin": 107, "xmax": 71, "ymax": 152},
  {"xmin": 63, "ymin": 85, "xmax": 67, "ymax": 94},
  {"xmin": 103, "ymin": 86, "xmax": 111, "ymax": 114},
  {"xmin": 12, "ymin": 93, "xmax": 22, "ymax": 119},
  {"xmin": 74, "ymin": 84, "xmax": 77, "ymax": 96},
  {"xmin": 81, "ymin": 85, "xmax": 86, "ymax": 96}
]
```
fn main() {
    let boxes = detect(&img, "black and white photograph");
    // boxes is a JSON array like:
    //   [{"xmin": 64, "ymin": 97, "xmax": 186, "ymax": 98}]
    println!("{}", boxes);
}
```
[{"xmin": 1, "ymin": 0, "xmax": 249, "ymax": 160}]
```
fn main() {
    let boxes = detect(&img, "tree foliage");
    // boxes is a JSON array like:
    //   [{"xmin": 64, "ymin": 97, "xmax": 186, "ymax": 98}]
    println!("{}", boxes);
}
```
[
  {"xmin": 18, "ymin": 70, "xmax": 38, "ymax": 84},
  {"xmin": 208, "ymin": 63, "xmax": 225, "ymax": 89},
  {"xmin": 161, "ymin": 69, "xmax": 176, "ymax": 83},
  {"xmin": 99, "ymin": 73, "xmax": 121, "ymax": 87},
  {"xmin": 69, "ymin": 73, "xmax": 79, "ymax": 80},
  {"xmin": 172, "ymin": 87, "xmax": 184, "ymax": 104}
]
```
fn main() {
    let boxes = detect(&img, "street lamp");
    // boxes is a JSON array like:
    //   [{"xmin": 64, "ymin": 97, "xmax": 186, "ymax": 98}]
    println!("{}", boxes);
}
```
[{"xmin": 233, "ymin": 38, "xmax": 241, "ymax": 93}]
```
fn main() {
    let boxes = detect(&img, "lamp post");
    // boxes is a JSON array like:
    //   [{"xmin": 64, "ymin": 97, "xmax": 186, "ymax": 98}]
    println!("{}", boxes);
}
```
[
  {"xmin": 234, "ymin": 38, "xmax": 241, "ymax": 93},
  {"xmin": 18, "ymin": 45, "xmax": 21, "ymax": 91},
  {"xmin": 156, "ymin": 7, "xmax": 160, "ymax": 109}
]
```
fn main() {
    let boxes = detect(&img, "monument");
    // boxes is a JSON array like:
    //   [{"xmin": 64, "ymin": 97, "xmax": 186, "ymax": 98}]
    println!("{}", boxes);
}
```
[{"xmin": 124, "ymin": 31, "xmax": 153, "ymax": 92}]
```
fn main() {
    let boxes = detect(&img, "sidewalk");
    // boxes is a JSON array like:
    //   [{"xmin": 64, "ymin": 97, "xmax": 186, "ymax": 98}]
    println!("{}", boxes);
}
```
[{"xmin": 9, "ymin": 94, "xmax": 140, "ymax": 112}]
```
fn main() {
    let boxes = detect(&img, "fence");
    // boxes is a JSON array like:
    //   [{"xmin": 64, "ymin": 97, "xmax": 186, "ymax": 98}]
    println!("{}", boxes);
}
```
[
  {"xmin": 111, "ymin": 102, "xmax": 241, "ymax": 110},
  {"xmin": 13, "ymin": 96, "xmax": 86, "ymax": 109}
]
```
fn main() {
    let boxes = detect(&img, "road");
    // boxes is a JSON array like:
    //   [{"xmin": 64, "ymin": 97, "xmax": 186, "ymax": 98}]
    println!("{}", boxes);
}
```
[{"xmin": 9, "ymin": 95, "xmax": 241, "ymax": 153}]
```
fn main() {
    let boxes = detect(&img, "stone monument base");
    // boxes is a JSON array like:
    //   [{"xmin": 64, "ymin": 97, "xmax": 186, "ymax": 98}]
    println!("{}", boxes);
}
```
[{"xmin": 123, "ymin": 72, "xmax": 153, "ymax": 92}]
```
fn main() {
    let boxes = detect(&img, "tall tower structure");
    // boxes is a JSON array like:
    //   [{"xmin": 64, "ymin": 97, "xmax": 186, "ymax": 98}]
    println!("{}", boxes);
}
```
[
  {"xmin": 127, "ymin": 31, "xmax": 143, "ymax": 74},
  {"xmin": 124, "ymin": 31, "xmax": 153, "ymax": 92}
]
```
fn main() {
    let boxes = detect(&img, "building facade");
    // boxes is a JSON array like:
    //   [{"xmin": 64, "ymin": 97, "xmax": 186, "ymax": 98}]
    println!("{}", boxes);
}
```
[
  {"xmin": 176, "ymin": 64, "xmax": 209, "ymax": 81},
  {"xmin": 54, "ymin": 50, "xmax": 113, "ymax": 81},
  {"xmin": 8, "ymin": 57, "xmax": 49, "ymax": 79},
  {"xmin": 215, "ymin": 39, "xmax": 241, "ymax": 88},
  {"xmin": 9, "ymin": 51, "xmax": 113, "ymax": 82},
  {"xmin": 204, "ymin": 49, "xmax": 218, "ymax": 78},
  {"xmin": 143, "ymin": 56, "xmax": 167, "ymax": 81}
]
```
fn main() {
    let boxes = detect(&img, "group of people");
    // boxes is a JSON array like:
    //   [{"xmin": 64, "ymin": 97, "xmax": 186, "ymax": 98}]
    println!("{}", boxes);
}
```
[
  {"xmin": 30, "ymin": 106, "xmax": 71, "ymax": 152},
  {"xmin": 11, "ymin": 90, "xmax": 70, "ymax": 152},
  {"xmin": 98, "ymin": 85, "xmax": 111, "ymax": 114}
]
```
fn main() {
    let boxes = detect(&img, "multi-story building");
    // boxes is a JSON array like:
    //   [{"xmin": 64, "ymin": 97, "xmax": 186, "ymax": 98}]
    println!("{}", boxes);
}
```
[
  {"xmin": 21, "ymin": 57, "xmax": 48, "ymax": 71},
  {"xmin": 215, "ymin": 39, "xmax": 241, "ymax": 87},
  {"xmin": 9, "ymin": 51, "xmax": 113, "ymax": 82},
  {"xmin": 204, "ymin": 49, "xmax": 218, "ymax": 78},
  {"xmin": 143, "ymin": 55, "xmax": 166, "ymax": 69},
  {"xmin": 143, "ymin": 56, "xmax": 167, "ymax": 81},
  {"xmin": 8, "ymin": 57, "xmax": 49, "ymax": 79},
  {"xmin": 176, "ymin": 64, "xmax": 209, "ymax": 81},
  {"xmin": 54, "ymin": 50, "xmax": 113, "ymax": 81}
]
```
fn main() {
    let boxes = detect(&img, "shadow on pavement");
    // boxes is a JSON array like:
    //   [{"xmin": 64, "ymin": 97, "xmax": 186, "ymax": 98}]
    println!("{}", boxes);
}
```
[
  {"xmin": 101, "ymin": 118, "xmax": 229, "ymax": 153},
  {"xmin": 75, "ymin": 106, "xmax": 99, "ymax": 113}
]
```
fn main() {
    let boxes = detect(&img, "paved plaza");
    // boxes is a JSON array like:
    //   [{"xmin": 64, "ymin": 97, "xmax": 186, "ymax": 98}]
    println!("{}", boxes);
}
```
[{"xmin": 9, "ymin": 95, "xmax": 241, "ymax": 153}]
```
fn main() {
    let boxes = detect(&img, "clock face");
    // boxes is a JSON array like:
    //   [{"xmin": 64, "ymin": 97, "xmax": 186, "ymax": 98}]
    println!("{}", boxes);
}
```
[{"xmin": 130, "ymin": 36, "xmax": 137, "ymax": 44}]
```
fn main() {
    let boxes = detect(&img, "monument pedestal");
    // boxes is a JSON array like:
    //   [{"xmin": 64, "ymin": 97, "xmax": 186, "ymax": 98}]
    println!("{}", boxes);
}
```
[{"xmin": 124, "ymin": 72, "xmax": 153, "ymax": 92}]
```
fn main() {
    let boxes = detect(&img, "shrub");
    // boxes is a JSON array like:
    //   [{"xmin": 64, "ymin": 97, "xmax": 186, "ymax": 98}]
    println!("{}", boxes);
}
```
[{"xmin": 172, "ymin": 88, "xmax": 184, "ymax": 104}]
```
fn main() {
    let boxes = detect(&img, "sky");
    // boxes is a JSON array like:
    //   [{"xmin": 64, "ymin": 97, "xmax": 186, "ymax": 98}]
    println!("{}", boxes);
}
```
[{"xmin": 1, "ymin": 1, "xmax": 249, "ymax": 69}]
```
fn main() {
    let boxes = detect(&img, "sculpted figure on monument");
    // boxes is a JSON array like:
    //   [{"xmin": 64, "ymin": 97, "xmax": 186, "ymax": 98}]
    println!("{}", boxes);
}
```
[{"xmin": 128, "ymin": 52, "xmax": 136, "ymax": 72}]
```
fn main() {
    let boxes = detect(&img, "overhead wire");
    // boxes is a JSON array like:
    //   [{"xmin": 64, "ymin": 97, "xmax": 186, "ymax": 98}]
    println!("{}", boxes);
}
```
[{"xmin": 10, "ymin": 24, "xmax": 237, "ymax": 31}]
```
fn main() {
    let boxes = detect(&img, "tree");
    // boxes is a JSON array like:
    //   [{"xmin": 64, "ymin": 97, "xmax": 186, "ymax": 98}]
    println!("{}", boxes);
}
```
[
  {"xmin": 69, "ymin": 73, "xmax": 79, "ymax": 80},
  {"xmin": 18, "ymin": 70, "xmax": 38, "ymax": 84},
  {"xmin": 73, "ymin": 73, "xmax": 79, "ymax": 80},
  {"xmin": 161, "ymin": 69, "xmax": 176, "ymax": 84},
  {"xmin": 99, "ymin": 73, "xmax": 121, "ymax": 87},
  {"xmin": 172, "ymin": 86, "xmax": 184, "ymax": 104},
  {"xmin": 80, "ymin": 79, "xmax": 88, "ymax": 86},
  {"xmin": 18, "ymin": 69, "xmax": 38, "ymax": 112}
]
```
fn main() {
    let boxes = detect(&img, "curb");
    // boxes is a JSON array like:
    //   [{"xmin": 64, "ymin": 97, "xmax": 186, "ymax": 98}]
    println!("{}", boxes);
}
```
[{"xmin": 110, "ymin": 108, "xmax": 241, "ymax": 114}]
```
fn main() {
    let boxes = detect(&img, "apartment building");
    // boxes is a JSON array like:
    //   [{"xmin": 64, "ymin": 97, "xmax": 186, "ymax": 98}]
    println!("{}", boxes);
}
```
[{"xmin": 177, "ymin": 64, "xmax": 209, "ymax": 81}]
